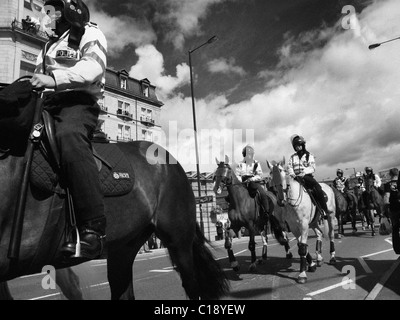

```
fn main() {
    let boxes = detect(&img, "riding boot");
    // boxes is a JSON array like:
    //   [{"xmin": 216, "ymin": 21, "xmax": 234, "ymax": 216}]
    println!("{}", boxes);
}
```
[{"xmin": 62, "ymin": 216, "xmax": 106, "ymax": 259}]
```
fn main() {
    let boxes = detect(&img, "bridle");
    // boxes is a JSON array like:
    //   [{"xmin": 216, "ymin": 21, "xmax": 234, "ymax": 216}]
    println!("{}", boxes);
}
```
[
  {"xmin": 270, "ymin": 164, "xmax": 305, "ymax": 208},
  {"xmin": 214, "ymin": 163, "xmax": 248, "ymax": 189}
]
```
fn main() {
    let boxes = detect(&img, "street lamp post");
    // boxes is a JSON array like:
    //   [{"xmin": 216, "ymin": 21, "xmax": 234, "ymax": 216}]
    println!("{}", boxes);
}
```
[{"xmin": 188, "ymin": 35, "xmax": 218, "ymax": 234}]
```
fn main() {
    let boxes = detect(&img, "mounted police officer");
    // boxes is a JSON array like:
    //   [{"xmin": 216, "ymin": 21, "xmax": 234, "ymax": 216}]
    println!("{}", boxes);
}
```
[
  {"xmin": 287, "ymin": 134, "xmax": 331, "ymax": 219},
  {"xmin": 235, "ymin": 145, "xmax": 273, "ymax": 221},
  {"xmin": 364, "ymin": 166, "xmax": 383, "ymax": 194},
  {"xmin": 333, "ymin": 169, "xmax": 355, "ymax": 211},
  {"xmin": 30, "ymin": 0, "xmax": 107, "ymax": 260}
]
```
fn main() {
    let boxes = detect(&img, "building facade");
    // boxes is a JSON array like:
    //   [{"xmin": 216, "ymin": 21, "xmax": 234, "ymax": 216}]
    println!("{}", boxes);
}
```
[{"xmin": 0, "ymin": 0, "xmax": 164, "ymax": 143}]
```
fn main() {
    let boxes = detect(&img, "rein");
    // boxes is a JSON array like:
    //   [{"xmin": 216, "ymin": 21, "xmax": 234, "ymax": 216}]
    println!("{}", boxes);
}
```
[{"xmin": 286, "ymin": 181, "xmax": 305, "ymax": 207}]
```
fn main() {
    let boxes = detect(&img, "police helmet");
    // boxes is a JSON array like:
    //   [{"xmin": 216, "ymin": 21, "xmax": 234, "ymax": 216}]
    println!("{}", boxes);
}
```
[
  {"xmin": 44, "ymin": 0, "xmax": 90, "ymax": 28},
  {"xmin": 365, "ymin": 167, "xmax": 373, "ymax": 174},
  {"xmin": 242, "ymin": 145, "xmax": 255, "ymax": 157},
  {"xmin": 290, "ymin": 134, "xmax": 306, "ymax": 150}
]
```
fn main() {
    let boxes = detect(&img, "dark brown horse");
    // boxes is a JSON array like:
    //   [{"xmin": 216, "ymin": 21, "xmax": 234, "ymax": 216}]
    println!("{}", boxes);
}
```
[
  {"xmin": 362, "ymin": 174, "xmax": 385, "ymax": 236},
  {"xmin": 212, "ymin": 156, "xmax": 290, "ymax": 272},
  {"xmin": 332, "ymin": 188, "xmax": 359, "ymax": 237},
  {"xmin": 0, "ymin": 124, "xmax": 229, "ymax": 299}
]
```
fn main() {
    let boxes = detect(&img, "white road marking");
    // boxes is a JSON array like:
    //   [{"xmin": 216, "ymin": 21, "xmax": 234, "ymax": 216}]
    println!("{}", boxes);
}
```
[
  {"xmin": 361, "ymin": 249, "xmax": 393, "ymax": 259},
  {"xmin": 358, "ymin": 257, "xmax": 373, "ymax": 274},
  {"xmin": 306, "ymin": 279, "xmax": 354, "ymax": 297},
  {"xmin": 30, "ymin": 292, "xmax": 61, "ymax": 300},
  {"xmin": 365, "ymin": 257, "xmax": 400, "ymax": 300},
  {"xmin": 29, "ymin": 282, "xmax": 110, "ymax": 300}
]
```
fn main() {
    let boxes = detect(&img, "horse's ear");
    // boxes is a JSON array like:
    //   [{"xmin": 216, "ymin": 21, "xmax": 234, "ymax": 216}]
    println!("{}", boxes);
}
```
[
  {"xmin": 282, "ymin": 156, "xmax": 285, "ymax": 165},
  {"xmin": 266, "ymin": 160, "xmax": 272, "ymax": 169},
  {"xmin": 225, "ymin": 155, "xmax": 230, "ymax": 164},
  {"xmin": 215, "ymin": 157, "xmax": 220, "ymax": 165}
]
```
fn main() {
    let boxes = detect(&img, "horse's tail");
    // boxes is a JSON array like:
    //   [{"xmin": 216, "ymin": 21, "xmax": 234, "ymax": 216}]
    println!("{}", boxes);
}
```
[{"xmin": 192, "ymin": 223, "xmax": 230, "ymax": 299}]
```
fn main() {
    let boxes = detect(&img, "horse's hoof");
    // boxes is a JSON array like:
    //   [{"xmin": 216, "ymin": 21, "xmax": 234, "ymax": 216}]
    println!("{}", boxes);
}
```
[
  {"xmin": 233, "ymin": 266, "xmax": 240, "ymax": 272},
  {"xmin": 317, "ymin": 260, "xmax": 323, "ymax": 267},
  {"xmin": 337, "ymin": 234, "xmax": 342, "ymax": 239},
  {"xmin": 257, "ymin": 258, "xmax": 264, "ymax": 265},
  {"xmin": 362, "ymin": 227, "xmax": 365, "ymax": 231},
  {"xmin": 297, "ymin": 277, "xmax": 307, "ymax": 284},
  {"xmin": 329, "ymin": 257, "xmax": 336, "ymax": 265},
  {"xmin": 248, "ymin": 263, "xmax": 257, "ymax": 272},
  {"xmin": 286, "ymin": 252, "xmax": 293, "ymax": 259},
  {"xmin": 308, "ymin": 265, "xmax": 317, "ymax": 272},
  {"xmin": 262, "ymin": 254, "xmax": 267, "ymax": 260}
]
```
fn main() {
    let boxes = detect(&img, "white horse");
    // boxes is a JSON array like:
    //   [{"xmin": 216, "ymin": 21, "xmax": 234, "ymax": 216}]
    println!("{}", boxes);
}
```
[{"xmin": 267, "ymin": 158, "xmax": 337, "ymax": 284}]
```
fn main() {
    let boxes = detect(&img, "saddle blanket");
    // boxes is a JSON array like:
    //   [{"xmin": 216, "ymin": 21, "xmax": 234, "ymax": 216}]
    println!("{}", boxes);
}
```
[{"xmin": 30, "ymin": 142, "xmax": 134, "ymax": 197}]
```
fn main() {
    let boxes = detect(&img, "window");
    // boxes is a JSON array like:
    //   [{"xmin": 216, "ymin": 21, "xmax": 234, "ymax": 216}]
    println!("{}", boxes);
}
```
[
  {"xmin": 124, "ymin": 126, "xmax": 131, "ymax": 140},
  {"xmin": 117, "ymin": 124, "xmax": 123, "ymax": 140},
  {"xmin": 143, "ymin": 85, "xmax": 149, "ymax": 97},
  {"xmin": 117, "ymin": 100, "xmax": 123, "ymax": 114},
  {"xmin": 142, "ymin": 129, "xmax": 153, "ymax": 142},
  {"xmin": 120, "ymin": 78, "xmax": 127, "ymax": 90}
]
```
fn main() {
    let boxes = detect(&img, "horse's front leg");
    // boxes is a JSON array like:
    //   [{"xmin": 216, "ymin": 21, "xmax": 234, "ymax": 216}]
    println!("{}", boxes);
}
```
[
  {"xmin": 258, "ymin": 230, "xmax": 268, "ymax": 262},
  {"xmin": 326, "ymin": 213, "xmax": 337, "ymax": 265},
  {"xmin": 315, "ymin": 232, "xmax": 324, "ymax": 267},
  {"xmin": 336, "ymin": 211, "xmax": 343, "ymax": 239},
  {"xmin": 248, "ymin": 227, "xmax": 257, "ymax": 272},
  {"xmin": 225, "ymin": 232, "xmax": 239, "ymax": 272},
  {"xmin": 351, "ymin": 205, "xmax": 357, "ymax": 234},
  {"xmin": 370, "ymin": 209, "xmax": 376, "ymax": 236},
  {"xmin": 284, "ymin": 232, "xmax": 293, "ymax": 259},
  {"xmin": 297, "ymin": 242, "xmax": 309, "ymax": 284}
]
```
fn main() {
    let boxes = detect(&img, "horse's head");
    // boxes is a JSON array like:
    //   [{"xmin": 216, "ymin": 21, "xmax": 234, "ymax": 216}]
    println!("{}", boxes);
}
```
[
  {"xmin": 363, "ymin": 174, "xmax": 375, "ymax": 193},
  {"xmin": 213, "ymin": 155, "xmax": 234, "ymax": 194},
  {"xmin": 267, "ymin": 157, "xmax": 287, "ymax": 205}
]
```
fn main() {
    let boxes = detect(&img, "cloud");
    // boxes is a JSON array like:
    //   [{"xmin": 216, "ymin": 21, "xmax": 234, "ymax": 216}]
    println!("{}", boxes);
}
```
[
  {"xmin": 159, "ymin": 0, "xmax": 400, "ymax": 179},
  {"xmin": 207, "ymin": 58, "xmax": 247, "ymax": 76},
  {"xmin": 128, "ymin": 44, "xmax": 190, "ymax": 99},
  {"xmin": 85, "ymin": 1, "xmax": 157, "ymax": 56},
  {"xmin": 154, "ymin": 0, "xmax": 234, "ymax": 50}
]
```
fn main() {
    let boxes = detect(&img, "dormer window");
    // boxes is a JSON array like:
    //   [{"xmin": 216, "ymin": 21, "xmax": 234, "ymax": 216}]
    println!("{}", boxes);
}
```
[
  {"xmin": 118, "ymin": 69, "xmax": 129, "ymax": 90},
  {"xmin": 120, "ymin": 77, "xmax": 127, "ymax": 90},
  {"xmin": 140, "ymin": 78, "xmax": 151, "ymax": 97}
]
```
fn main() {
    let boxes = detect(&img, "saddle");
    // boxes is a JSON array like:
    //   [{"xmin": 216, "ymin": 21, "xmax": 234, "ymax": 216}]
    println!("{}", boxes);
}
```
[
  {"xmin": 30, "ymin": 109, "xmax": 134, "ymax": 197},
  {"xmin": 296, "ymin": 178, "xmax": 328, "ymax": 223}
]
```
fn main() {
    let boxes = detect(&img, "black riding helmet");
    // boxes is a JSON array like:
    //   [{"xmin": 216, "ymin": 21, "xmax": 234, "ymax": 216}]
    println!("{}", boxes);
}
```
[
  {"xmin": 365, "ymin": 166, "xmax": 373, "ymax": 174},
  {"xmin": 242, "ymin": 145, "xmax": 254, "ymax": 157},
  {"xmin": 44, "ymin": 0, "xmax": 90, "ymax": 29},
  {"xmin": 290, "ymin": 134, "xmax": 306, "ymax": 151},
  {"xmin": 337, "ymin": 169, "xmax": 343, "ymax": 176}
]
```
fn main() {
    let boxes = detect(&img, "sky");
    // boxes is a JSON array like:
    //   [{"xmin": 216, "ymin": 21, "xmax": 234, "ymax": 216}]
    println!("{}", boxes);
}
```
[{"xmin": 84, "ymin": 0, "xmax": 400, "ymax": 181}]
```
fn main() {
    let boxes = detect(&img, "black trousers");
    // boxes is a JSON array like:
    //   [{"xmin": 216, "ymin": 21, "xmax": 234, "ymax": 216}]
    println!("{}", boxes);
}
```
[
  {"xmin": 301, "ymin": 174, "xmax": 329, "ymax": 212},
  {"xmin": 44, "ymin": 92, "xmax": 104, "ymax": 225},
  {"xmin": 389, "ymin": 206, "xmax": 400, "ymax": 253}
]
